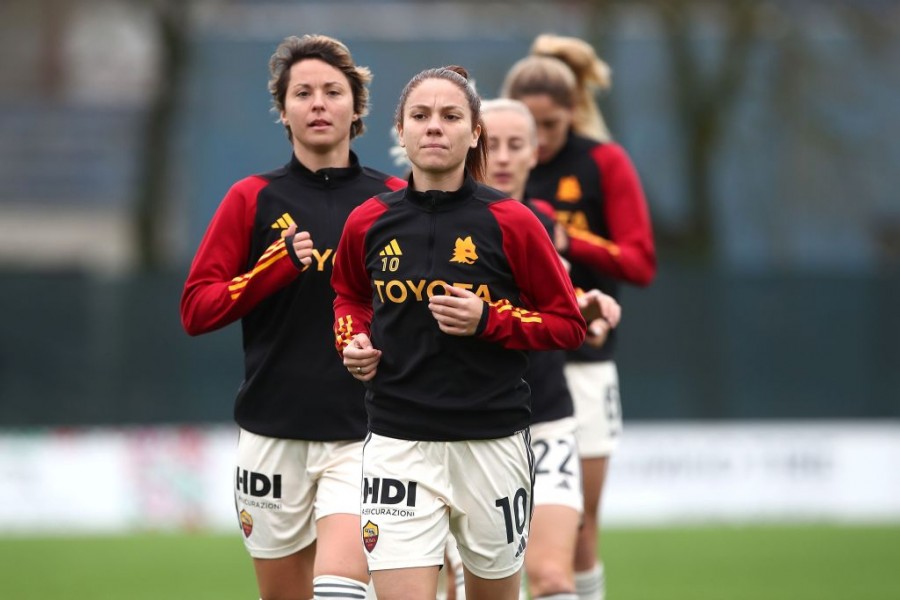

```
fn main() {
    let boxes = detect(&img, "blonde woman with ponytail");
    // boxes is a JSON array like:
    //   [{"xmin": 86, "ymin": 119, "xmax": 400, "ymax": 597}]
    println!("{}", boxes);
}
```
[
  {"xmin": 532, "ymin": 33, "xmax": 613, "ymax": 142},
  {"xmin": 503, "ymin": 34, "xmax": 657, "ymax": 600}
]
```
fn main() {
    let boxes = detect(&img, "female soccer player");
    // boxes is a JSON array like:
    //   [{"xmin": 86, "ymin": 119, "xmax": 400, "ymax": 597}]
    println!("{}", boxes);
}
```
[
  {"xmin": 180, "ymin": 35, "xmax": 404, "ymax": 600},
  {"xmin": 503, "ymin": 34, "xmax": 657, "ymax": 600},
  {"xmin": 482, "ymin": 98, "xmax": 621, "ymax": 600},
  {"xmin": 332, "ymin": 65, "xmax": 586, "ymax": 600}
]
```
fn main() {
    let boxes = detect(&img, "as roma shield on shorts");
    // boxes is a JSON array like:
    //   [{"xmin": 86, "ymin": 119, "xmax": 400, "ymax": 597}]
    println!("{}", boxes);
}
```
[
  {"xmin": 239, "ymin": 509, "xmax": 253, "ymax": 538},
  {"xmin": 362, "ymin": 520, "xmax": 379, "ymax": 552}
]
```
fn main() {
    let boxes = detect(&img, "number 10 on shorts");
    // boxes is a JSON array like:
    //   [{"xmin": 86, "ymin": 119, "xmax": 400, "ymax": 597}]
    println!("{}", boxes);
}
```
[{"xmin": 495, "ymin": 487, "xmax": 529, "ymax": 544}]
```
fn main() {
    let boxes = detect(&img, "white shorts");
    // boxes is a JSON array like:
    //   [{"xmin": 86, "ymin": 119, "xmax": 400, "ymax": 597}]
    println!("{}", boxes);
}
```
[
  {"xmin": 361, "ymin": 431, "xmax": 534, "ymax": 579},
  {"xmin": 565, "ymin": 361, "xmax": 622, "ymax": 458},
  {"xmin": 530, "ymin": 417, "xmax": 583, "ymax": 512},
  {"xmin": 235, "ymin": 428, "xmax": 363, "ymax": 559}
]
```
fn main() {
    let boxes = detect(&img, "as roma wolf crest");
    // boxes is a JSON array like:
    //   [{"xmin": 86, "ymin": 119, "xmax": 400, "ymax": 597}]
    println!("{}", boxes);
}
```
[{"xmin": 362, "ymin": 520, "xmax": 379, "ymax": 552}]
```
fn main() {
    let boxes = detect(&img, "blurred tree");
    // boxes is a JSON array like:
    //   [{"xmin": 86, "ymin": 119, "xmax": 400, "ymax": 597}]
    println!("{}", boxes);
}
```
[
  {"xmin": 585, "ymin": 0, "xmax": 898, "ymax": 264},
  {"xmin": 134, "ymin": 0, "xmax": 191, "ymax": 272},
  {"xmin": 38, "ymin": 0, "xmax": 68, "ymax": 99},
  {"xmin": 587, "ymin": 0, "xmax": 761, "ymax": 262}
]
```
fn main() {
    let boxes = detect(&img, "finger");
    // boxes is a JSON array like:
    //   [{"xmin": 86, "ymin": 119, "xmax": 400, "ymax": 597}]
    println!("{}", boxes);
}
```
[
  {"xmin": 605, "ymin": 307, "xmax": 621, "ymax": 328},
  {"xmin": 441, "ymin": 285, "xmax": 474, "ymax": 298},
  {"xmin": 433, "ymin": 315, "xmax": 466, "ymax": 329},
  {"xmin": 588, "ymin": 320, "xmax": 607, "ymax": 337},
  {"xmin": 430, "ymin": 306, "xmax": 466, "ymax": 324},
  {"xmin": 282, "ymin": 224, "xmax": 297, "ymax": 239},
  {"xmin": 438, "ymin": 323, "xmax": 468, "ymax": 336}
]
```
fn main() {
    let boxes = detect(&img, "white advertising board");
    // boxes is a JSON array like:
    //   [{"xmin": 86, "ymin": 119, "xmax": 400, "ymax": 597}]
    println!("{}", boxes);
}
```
[{"xmin": 1, "ymin": 422, "xmax": 898, "ymax": 533}]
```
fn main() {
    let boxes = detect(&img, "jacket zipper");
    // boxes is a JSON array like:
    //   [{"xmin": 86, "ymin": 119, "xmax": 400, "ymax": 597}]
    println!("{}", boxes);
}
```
[{"xmin": 427, "ymin": 195, "xmax": 437, "ymax": 273}]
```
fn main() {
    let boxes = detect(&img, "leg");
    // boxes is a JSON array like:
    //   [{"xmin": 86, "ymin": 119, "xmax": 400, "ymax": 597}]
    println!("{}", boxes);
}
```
[
  {"xmin": 236, "ymin": 431, "xmax": 318, "ymax": 599},
  {"xmin": 526, "ymin": 419, "xmax": 583, "ymax": 599},
  {"xmin": 464, "ymin": 567, "xmax": 522, "ymax": 600},
  {"xmin": 451, "ymin": 433, "xmax": 534, "ymax": 600},
  {"xmin": 574, "ymin": 456, "xmax": 608, "ymax": 572},
  {"xmin": 362, "ymin": 435, "xmax": 449, "ymax": 600},
  {"xmin": 444, "ymin": 535, "xmax": 465, "ymax": 600},
  {"xmin": 253, "ymin": 541, "xmax": 316, "ymax": 600},
  {"xmin": 314, "ymin": 512, "xmax": 370, "ymax": 581},
  {"xmin": 371, "ymin": 566, "xmax": 440, "ymax": 600},
  {"xmin": 574, "ymin": 457, "xmax": 609, "ymax": 600},
  {"xmin": 313, "ymin": 512, "xmax": 371, "ymax": 598},
  {"xmin": 565, "ymin": 362, "xmax": 620, "ymax": 600},
  {"xmin": 526, "ymin": 504, "xmax": 580, "ymax": 597}
]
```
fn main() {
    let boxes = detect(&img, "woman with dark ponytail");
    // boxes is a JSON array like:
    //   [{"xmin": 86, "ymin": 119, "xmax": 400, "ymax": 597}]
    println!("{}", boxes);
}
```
[{"xmin": 332, "ymin": 65, "xmax": 587, "ymax": 600}]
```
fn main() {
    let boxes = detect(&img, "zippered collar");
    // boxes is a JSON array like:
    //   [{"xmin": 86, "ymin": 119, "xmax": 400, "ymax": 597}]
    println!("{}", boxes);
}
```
[
  {"xmin": 287, "ymin": 151, "xmax": 362, "ymax": 186},
  {"xmin": 404, "ymin": 173, "xmax": 477, "ymax": 213}
]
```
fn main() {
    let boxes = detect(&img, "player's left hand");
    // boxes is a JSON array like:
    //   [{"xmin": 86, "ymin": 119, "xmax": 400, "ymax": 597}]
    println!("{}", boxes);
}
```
[{"xmin": 429, "ymin": 285, "xmax": 484, "ymax": 336}]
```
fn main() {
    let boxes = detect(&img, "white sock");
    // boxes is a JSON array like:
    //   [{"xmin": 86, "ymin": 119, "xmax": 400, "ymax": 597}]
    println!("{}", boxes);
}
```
[
  {"xmin": 455, "ymin": 566, "xmax": 467, "ymax": 600},
  {"xmin": 534, "ymin": 594, "xmax": 579, "ymax": 600},
  {"xmin": 313, "ymin": 575, "xmax": 368, "ymax": 599},
  {"xmin": 574, "ymin": 563, "xmax": 604, "ymax": 600}
]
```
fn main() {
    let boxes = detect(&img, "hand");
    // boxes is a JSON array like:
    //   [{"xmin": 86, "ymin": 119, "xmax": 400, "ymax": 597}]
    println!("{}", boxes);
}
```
[
  {"xmin": 578, "ymin": 289, "xmax": 621, "ymax": 347},
  {"xmin": 577, "ymin": 289, "xmax": 621, "ymax": 327},
  {"xmin": 342, "ymin": 333, "xmax": 382, "ymax": 381},
  {"xmin": 282, "ymin": 224, "xmax": 313, "ymax": 266},
  {"xmin": 584, "ymin": 318, "xmax": 611, "ymax": 347},
  {"xmin": 428, "ymin": 285, "xmax": 484, "ymax": 336}
]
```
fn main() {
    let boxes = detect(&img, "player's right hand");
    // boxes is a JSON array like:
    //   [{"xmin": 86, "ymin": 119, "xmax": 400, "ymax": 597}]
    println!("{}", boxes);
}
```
[
  {"xmin": 343, "ymin": 333, "xmax": 381, "ymax": 381},
  {"xmin": 282, "ymin": 224, "xmax": 314, "ymax": 266}
]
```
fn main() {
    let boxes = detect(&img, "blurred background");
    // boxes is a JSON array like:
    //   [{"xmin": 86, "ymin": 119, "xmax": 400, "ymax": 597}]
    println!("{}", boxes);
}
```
[{"xmin": 1, "ymin": 0, "xmax": 899, "ymax": 596}]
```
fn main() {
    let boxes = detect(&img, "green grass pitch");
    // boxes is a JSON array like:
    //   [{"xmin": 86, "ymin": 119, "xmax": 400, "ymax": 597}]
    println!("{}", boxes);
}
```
[{"xmin": 2, "ymin": 524, "xmax": 898, "ymax": 599}]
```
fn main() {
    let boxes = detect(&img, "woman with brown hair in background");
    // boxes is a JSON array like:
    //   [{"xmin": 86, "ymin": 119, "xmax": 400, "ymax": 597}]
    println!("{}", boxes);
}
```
[{"xmin": 503, "ymin": 33, "xmax": 657, "ymax": 600}]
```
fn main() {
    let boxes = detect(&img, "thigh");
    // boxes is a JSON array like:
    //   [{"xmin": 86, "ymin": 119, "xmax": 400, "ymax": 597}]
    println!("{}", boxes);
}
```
[
  {"xmin": 463, "ymin": 567, "xmax": 523, "ymax": 600},
  {"xmin": 580, "ymin": 455, "xmax": 610, "ymax": 517},
  {"xmin": 310, "ymin": 440, "xmax": 365, "ymax": 519},
  {"xmin": 530, "ymin": 418, "xmax": 583, "ymax": 512},
  {"xmin": 253, "ymin": 543, "xmax": 316, "ymax": 600},
  {"xmin": 313, "ymin": 513, "xmax": 369, "ymax": 582},
  {"xmin": 525, "ymin": 504, "xmax": 580, "ymax": 598},
  {"xmin": 451, "ymin": 431, "xmax": 534, "ymax": 580},
  {"xmin": 235, "ymin": 429, "xmax": 316, "ymax": 558},
  {"xmin": 361, "ymin": 434, "xmax": 449, "ymax": 572},
  {"xmin": 308, "ymin": 441, "xmax": 369, "ymax": 581},
  {"xmin": 371, "ymin": 566, "xmax": 440, "ymax": 600},
  {"xmin": 566, "ymin": 361, "xmax": 622, "ymax": 458}
]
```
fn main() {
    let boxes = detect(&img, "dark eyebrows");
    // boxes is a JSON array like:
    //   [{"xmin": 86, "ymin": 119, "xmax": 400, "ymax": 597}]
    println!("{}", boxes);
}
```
[
  {"xmin": 290, "ymin": 80, "xmax": 347, "ymax": 91},
  {"xmin": 406, "ymin": 103, "xmax": 466, "ymax": 113}
]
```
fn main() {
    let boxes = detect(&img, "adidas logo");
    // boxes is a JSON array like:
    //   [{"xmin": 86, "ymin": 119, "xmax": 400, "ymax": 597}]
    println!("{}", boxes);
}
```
[
  {"xmin": 379, "ymin": 239, "xmax": 403, "ymax": 257},
  {"xmin": 514, "ymin": 535, "xmax": 527, "ymax": 558},
  {"xmin": 270, "ymin": 213, "xmax": 296, "ymax": 230}
]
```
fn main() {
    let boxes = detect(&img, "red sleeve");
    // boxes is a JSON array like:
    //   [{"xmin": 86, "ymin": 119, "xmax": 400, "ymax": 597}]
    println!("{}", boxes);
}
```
[
  {"xmin": 385, "ymin": 175, "xmax": 408, "ymax": 191},
  {"xmin": 332, "ymin": 199, "xmax": 387, "ymax": 355},
  {"xmin": 480, "ymin": 200, "xmax": 586, "ymax": 351},
  {"xmin": 179, "ymin": 176, "xmax": 302, "ymax": 335},
  {"xmin": 530, "ymin": 198, "xmax": 556, "ymax": 221},
  {"xmin": 565, "ymin": 143, "xmax": 656, "ymax": 286}
]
